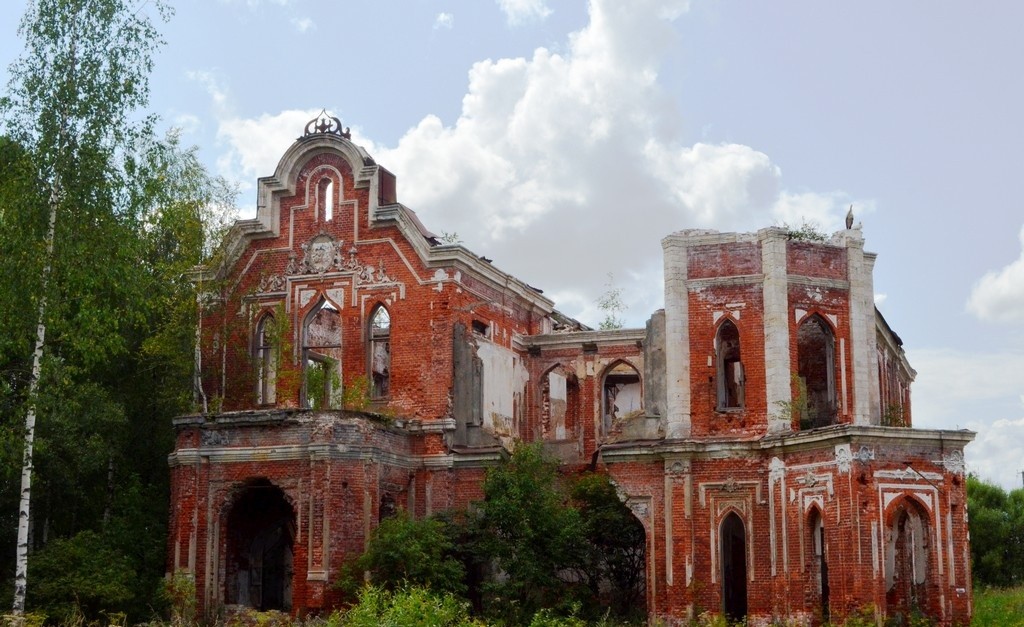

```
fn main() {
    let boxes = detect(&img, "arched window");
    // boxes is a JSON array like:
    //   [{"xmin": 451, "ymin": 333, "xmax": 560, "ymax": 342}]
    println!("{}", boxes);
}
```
[
  {"xmin": 541, "ymin": 365, "xmax": 580, "ymax": 441},
  {"xmin": 318, "ymin": 177, "xmax": 334, "ymax": 222},
  {"xmin": 255, "ymin": 314, "xmax": 277, "ymax": 405},
  {"xmin": 302, "ymin": 298, "xmax": 342, "ymax": 409},
  {"xmin": 797, "ymin": 314, "xmax": 836, "ymax": 428},
  {"xmin": 368, "ymin": 305, "xmax": 390, "ymax": 399},
  {"xmin": 716, "ymin": 319, "xmax": 744, "ymax": 410},
  {"xmin": 602, "ymin": 361, "xmax": 642, "ymax": 436}
]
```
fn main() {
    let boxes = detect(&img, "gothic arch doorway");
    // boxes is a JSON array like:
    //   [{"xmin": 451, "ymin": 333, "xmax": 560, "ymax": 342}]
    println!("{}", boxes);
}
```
[
  {"xmin": 224, "ymin": 479, "xmax": 296, "ymax": 611},
  {"xmin": 808, "ymin": 508, "xmax": 830, "ymax": 622},
  {"xmin": 720, "ymin": 512, "xmax": 747, "ymax": 621},
  {"xmin": 885, "ymin": 497, "xmax": 931, "ymax": 619}
]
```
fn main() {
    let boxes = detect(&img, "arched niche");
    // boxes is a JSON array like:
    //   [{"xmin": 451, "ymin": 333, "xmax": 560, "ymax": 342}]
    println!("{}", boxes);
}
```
[
  {"xmin": 223, "ymin": 479, "xmax": 296, "ymax": 611},
  {"xmin": 302, "ymin": 297, "xmax": 342, "ymax": 409},
  {"xmin": 797, "ymin": 314, "xmax": 837, "ymax": 428},
  {"xmin": 601, "ymin": 361, "xmax": 642, "ymax": 436},
  {"xmin": 540, "ymin": 364, "xmax": 580, "ymax": 441}
]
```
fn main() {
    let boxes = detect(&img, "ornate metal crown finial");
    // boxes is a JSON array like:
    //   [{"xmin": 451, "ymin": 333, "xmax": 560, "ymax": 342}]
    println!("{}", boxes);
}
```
[{"xmin": 303, "ymin": 109, "xmax": 350, "ymax": 139}]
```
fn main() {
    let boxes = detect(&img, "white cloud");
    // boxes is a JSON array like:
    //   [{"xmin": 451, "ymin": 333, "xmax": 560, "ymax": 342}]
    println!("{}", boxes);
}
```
[
  {"xmin": 909, "ymin": 347, "xmax": 1024, "ymax": 490},
  {"xmin": 291, "ymin": 17, "xmax": 315, "ymax": 33},
  {"xmin": 965, "ymin": 416, "xmax": 1024, "ymax": 492},
  {"xmin": 910, "ymin": 348, "xmax": 1024, "ymax": 428},
  {"xmin": 496, "ymin": 0, "xmax": 551, "ymax": 25},
  {"xmin": 206, "ymin": 0, "xmax": 857, "ymax": 326},
  {"xmin": 967, "ymin": 225, "xmax": 1024, "ymax": 323},
  {"xmin": 172, "ymin": 113, "xmax": 201, "ymax": 135},
  {"xmin": 434, "ymin": 12, "xmax": 454, "ymax": 30},
  {"xmin": 874, "ymin": 293, "xmax": 887, "ymax": 306}
]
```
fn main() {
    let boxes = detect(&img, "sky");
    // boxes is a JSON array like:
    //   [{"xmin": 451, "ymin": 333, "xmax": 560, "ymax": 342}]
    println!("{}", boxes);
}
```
[{"xmin": 2, "ymin": 0, "xmax": 1024, "ymax": 490}]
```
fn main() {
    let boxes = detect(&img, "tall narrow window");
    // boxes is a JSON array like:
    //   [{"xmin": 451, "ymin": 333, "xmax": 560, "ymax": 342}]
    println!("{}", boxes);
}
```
[
  {"xmin": 716, "ymin": 319, "xmax": 744, "ymax": 410},
  {"xmin": 255, "ymin": 314, "xmax": 277, "ymax": 405},
  {"xmin": 302, "ymin": 299, "xmax": 342, "ymax": 409},
  {"xmin": 797, "ymin": 314, "xmax": 837, "ymax": 428},
  {"xmin": 602, "ymin": 361, "xmax": 642, "ymax": 435},
  {"xmin": 317, "ymin": 177, "xmax": 334, "ymax": 222},
  {"xmin": 369, "ymin": 306, "xmax": 390, "ymax": 399},
  {"xmin": 324, "ymin": 179, "xmax": 334, "ymax": 221}
]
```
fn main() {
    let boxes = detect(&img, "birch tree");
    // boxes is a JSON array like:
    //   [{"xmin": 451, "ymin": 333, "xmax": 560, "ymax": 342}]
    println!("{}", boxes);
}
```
[{"xmin": 0, "ymin": 0, "xmax": 170, "ymax": 613}]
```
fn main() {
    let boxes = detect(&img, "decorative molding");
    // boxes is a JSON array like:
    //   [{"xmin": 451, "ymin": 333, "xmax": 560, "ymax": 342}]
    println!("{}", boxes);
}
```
[
  {"xmin": 854, "ymin": 445, "xmax": 875, "ymax": 464},
  {"xmin": 258, "ymin": 274, "xmax": 287, "ymax": 293},
  {"xmin": 939, "ymin": 450, "xmax": 966, "ymax": 475},
  {"xmin": 835, "ymin": 444, "xmax": 852, "ymax": 473},
  {"xmin": 302, "ymin": 109, "xmax": 350, "ymax": 139}
]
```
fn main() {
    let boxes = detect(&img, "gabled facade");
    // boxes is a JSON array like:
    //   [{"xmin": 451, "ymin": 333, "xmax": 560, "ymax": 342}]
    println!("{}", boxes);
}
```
[{"xmin": 168, "ymin": 114, "xmax": 973, "ymax": 625}]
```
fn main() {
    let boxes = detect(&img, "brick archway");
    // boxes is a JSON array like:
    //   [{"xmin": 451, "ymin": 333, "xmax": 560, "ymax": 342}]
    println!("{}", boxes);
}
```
[{"xmin": 223, "ymin": 478, "xmax": 296, "ymax": 611}]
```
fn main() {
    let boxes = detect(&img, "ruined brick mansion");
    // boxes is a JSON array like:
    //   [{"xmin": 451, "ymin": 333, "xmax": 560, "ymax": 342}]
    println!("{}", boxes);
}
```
[{"xmin": 167, "ymin": 113, "xmax": 974, "ymax": 625}]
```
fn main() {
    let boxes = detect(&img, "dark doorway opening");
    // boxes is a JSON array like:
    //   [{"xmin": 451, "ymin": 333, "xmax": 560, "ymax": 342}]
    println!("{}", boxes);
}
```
[
  {"xmin": 225, "ymin": 479, "xmax": 295, "ymax": 611},
  {"xmin": 808, "ymin": 509, "xmax": 830, "ymax": 622},
  {"xmin": 720, "ymin": 512, "xmax": 747, "ymax": 621}
]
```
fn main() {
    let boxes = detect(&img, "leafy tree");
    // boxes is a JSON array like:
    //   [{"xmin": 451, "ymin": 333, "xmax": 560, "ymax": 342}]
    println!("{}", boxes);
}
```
[
  {"xmin": 596, "ymin": 273, "xmax": 626, "ymax": 330},
  {"xmin": 571, "ymin": 473, "xmax": 646, "ymax": 621},
  {"xmin": 478, "ymin": 444, "xmax": 588, "ymax": 623},
  {"xmin": 1, "ymin": 1, "xmax": 233, "ymax": 619},
  {"xmin": 341, "ymin": 512, "xmax": 466, "ymax": 598},
  {"xmin": 968, "ymin": 475, "xmax": 1024, "ymax": 588},
  {"xmin": 1, "ymin": 0, "xmax": 173, "ymax": 613},
  {"xmin": 25, "ymin": 530, "xmax": 134, "ymax": 621}
]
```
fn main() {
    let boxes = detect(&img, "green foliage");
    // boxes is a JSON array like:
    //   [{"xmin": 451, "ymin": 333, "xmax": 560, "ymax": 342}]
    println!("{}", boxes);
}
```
[
  {"xmin": 780, "ymin": 219, "xmax": 828, "ymax": 242},
  {"xmin": 775, "ymin": 373, "xmax": 809, "ymax": 428},
  {"xmin": 161, "ymin": 570, "xmax": 196, "ymax": 627},
  {"xmin": 571, "ymin": 474, "xmax": 646, "ymax": 622},
  {"xmin": 341, "ymin": 585, "xmax": 482, "ymax": 627},
  {"xmin": 596, "ymin": 273, "xmax": 626, "ymax": 330},
  {"xmin": 340, "ymin": 512, "xmax": 466, "ymax": 598},
  {"xmin": 0, "ymin": 0, "xmax": 234, "ymax": 618},
  {"xmin": 967, "ymin": 475, "xmax": 1024, "ymax": 588},
  {"xmin": 972, "ymin": 586, "xmax": 1024, "ymax": 627},
  {"xmin": 478, "ymin": 444, "xmax": 588, "ymax": 624},
  {"xmin": 25, "ymin": 530, "xmax": 134, "ymax": 621},
  {"xmin": 882, "ymin": 403, "xmax": 908, "ymax": 427}
]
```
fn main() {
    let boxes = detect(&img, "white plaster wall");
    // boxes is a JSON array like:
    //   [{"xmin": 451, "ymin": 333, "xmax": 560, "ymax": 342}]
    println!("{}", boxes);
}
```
[{"xmin": 477, "ymin": 341, "xmax": 530, "ymax": 434}]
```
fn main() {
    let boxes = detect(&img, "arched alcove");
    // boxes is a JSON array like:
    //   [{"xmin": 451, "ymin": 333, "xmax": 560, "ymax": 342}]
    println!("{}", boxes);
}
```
[
  {"xmin": 601, "ymin": 361, "xmax": 642, "ymax": 436},
  {"xmin": 720, "ymin": 512, "xmax": 747, "ymax": 621},
  {"xmin": 224, "ymin": 479, "xmax": 296, "ymax": 611},
  {"xmin": 885, "ymin": 497, "xmax": 932, "ymax": 620},
  {"xmin": 807, "ymin": 507, "xmax": 830, "ymax": 622},
  {"xmin": 540, "ymin": 364, "xmax": 580, "ymax": 441},
  {"xmin": 302, "ymin": 297, "xmax": 342, "ymax": 409},
  {"xmin": 715, "ymin": 319, "xmax": 744, "ymax": 410},
  {"xmin": 797, "ymin": 314, "xmax": 836, "ymax": 428}
]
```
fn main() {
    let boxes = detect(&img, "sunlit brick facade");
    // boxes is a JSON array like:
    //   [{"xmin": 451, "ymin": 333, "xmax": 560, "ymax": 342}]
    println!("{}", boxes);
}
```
[{"xmin": 168, "ymin": 116, "xmax": 973, "ymax": 625}]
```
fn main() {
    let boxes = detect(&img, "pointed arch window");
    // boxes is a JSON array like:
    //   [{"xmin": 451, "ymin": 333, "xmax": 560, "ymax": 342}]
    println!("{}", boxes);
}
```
[
  {"xmin": 255, "ymin": 314, "xmax": 277, "ymax": 405},
  {"xmin": 602, "ymin": 361, "xmax": 642, "ymax": 436},
  {"xmin": 716, "ymin": 319, "xmax": 744, "ymax": 410},
  {"xmin": 797, "ymin": 314, "xmax": 837, "ymax": 428},
  {"xmin": 369, "ymin": 305, "xmax": 390, "ymax": 399},
  {"xmin": 302, "ymin": 298, "xmax": 342, "ymax": 409}
]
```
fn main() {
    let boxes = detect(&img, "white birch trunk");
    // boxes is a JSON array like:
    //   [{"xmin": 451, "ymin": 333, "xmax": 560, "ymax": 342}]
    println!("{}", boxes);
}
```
[{"xmin": 12, "ymin": 187, "xmax": 58, "ymax": 614}]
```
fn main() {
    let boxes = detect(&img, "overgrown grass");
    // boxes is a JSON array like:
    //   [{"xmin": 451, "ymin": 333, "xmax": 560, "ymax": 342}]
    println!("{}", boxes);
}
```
[{"xmin": 972, "ymin": 586, "xmax": 1024, "ymax": 626}]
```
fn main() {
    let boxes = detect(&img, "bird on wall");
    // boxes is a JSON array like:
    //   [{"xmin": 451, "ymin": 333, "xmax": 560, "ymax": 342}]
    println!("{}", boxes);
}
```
[{"xmin": 846, "ymin": 205, "xmax": 854, "ymax": 230}]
